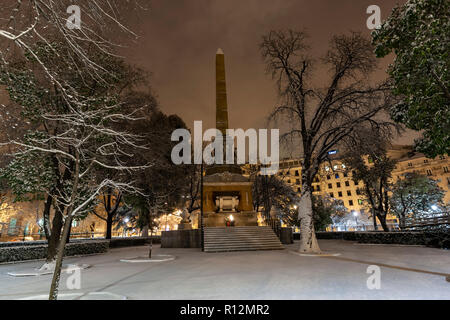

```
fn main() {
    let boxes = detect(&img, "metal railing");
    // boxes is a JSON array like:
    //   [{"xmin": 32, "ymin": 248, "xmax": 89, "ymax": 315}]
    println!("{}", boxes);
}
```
[
  {"xmin": 268, "ymin": 218, "xmax": 282, "ymax": 238},
  {"xmin": 404, "ymin": 214, "xmax": 450, "ymax": 229}
]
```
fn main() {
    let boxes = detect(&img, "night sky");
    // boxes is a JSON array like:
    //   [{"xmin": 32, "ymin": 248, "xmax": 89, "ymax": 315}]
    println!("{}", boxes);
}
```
[
  {"xmin": 0, "ymin": 0, "xmax": 419, "ymax": 147},
  {"xmin": 121, "ymin": 0, "xmax": 419, "ymax": 147}
]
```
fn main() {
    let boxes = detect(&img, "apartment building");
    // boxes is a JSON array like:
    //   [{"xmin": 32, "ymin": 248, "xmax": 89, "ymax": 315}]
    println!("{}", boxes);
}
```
[{"xmin": 269, "ymin": 146, "xmax": 450, "ymax": 229}]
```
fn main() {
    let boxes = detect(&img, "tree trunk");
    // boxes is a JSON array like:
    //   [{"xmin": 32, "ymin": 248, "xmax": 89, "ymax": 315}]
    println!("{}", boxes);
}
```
[
  {"xmin": 49, "ymin": 150, "xmax": 80, "ymax": 300},
  {"xmin": 377, "ymin": 213, "xmax": 389, "ymax": 232},
  {"xmin": 399, "ymin": 215, "xmax": 406, "ymax": 230},
  {"xmin": 148, "ymin": 229, "xmax": 153, "ymax": 259},
  {"xmin": 106, "ymin": 214, "xmax": 113, "ymax": 239},
  {"xmin": 49, "ymin": 214, "xmax": 73, "ymax": 300},
  {"xmin": 42, "ymin": 195, "xmax": 52, "ymax": 240},
  {"xmin": 65, "ymin": 221, "xmax": 72, "ymax": 244},
  {"xmin": 298, "ymin": 189, "xmax": 321, "ymax": 253},
  {"xmin": 46, "ymin": 208, "xmax": 64, "ymax": 263},
  {"xmin": 371, "ymin": 209, "xmax": 378, "ymax": 231},
  {"xmin": 141, "ymin": 225, "xmax": 149, "ymax": 237}
]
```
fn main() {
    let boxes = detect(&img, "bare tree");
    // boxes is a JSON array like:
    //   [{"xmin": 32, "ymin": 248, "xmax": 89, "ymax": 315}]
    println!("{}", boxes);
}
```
[
  {"xmin": 184, "ymin": 164, "xmax": 202, "ymax": 214},
  {"xmin": 342, "ymin": 130, "xmax": 397, "ymax": 232},
  {"xmin": 0, "ymin": 0, "xmax": 144, "ymax": 92},
  {"xmin": 260, "ymin": 30, "xmax": 395, "ymax": 253},
  {"xmin": 251, "ymin": 170, "xmax": 299, "ymax": 222},
  {"xmin": 91, "ymin": 187, "xmax": 122, "ymax": 239},
  {"xmin": 0, "ymin": 1, "xmax": 150, "ymax": 300}
]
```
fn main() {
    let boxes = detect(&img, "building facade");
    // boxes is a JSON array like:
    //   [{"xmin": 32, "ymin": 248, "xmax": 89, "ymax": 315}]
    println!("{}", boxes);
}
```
[{"xmin": 270, "ymin": 146, "xmax": 450, "ymax": 230}]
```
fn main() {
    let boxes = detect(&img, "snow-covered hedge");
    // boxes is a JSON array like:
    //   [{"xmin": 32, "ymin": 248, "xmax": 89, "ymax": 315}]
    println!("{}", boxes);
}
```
[
  {"xmin": 0, "ymin": 240, "xmax": 48, "ymax": 248},
  {"xmin": 0, "ymin": 240, "xmax": 109, "ymax": 264},
  {"xmin": 314, "ymin": 231, "xmax": 358, "ymax": 241},
  {"xmin": 354, "ymin": 232, "xmax": 450, "ymax": 249},
  {"xmin": 310, "ymin": 231, "xmax": 450, "ymax": 249}
]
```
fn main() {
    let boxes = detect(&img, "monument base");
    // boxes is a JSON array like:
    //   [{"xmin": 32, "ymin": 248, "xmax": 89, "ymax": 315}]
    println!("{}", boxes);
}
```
[
  {"xmin": 161, "ymin": 229, "xmax": 200, "ymax": 248},
  {"xmin": 203, "ymin": 211, "xmax": 258, "ymax": 227},
  {"xmin": 177, "ymin": 222, "xmax": 192, "ymax": 230}
]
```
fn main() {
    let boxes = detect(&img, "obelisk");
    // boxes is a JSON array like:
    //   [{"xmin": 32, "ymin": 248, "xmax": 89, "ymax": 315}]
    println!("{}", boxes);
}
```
[{"xmin": 216, "ymin": 48, "xmax": 229, "ymax": 136}]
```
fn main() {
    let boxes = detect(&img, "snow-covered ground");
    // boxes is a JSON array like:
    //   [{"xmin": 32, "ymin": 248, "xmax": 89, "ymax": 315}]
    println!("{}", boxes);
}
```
[{"xmin": 0, "ymin": 240, "xmax": 449, "ymax": 300}]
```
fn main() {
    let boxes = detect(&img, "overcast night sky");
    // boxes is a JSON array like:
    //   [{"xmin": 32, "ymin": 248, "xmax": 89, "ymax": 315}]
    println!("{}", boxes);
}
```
[
  {"xmin": 2, "ymin": 0, "xmax": 420, "ymax": 147},
  {"xmin": 120, "ymin": 0, "xmax": 421, "ymax": 147}
]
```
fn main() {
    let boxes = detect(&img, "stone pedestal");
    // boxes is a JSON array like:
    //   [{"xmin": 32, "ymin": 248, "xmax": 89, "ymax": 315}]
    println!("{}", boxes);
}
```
[
  {"xmin": 161, "ymin": 229, "xmax": 200, "ymax": 248},
  {"xmin": 202, "ymin": 211, "xmax": 258, "ymax": 227},
  {"xmin": 177, "ymin": 222, "xmax": 192, "ymax": 230}
]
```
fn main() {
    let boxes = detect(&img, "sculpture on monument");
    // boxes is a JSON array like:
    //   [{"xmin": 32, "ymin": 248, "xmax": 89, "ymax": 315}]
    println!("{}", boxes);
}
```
[{"xmin": 178, "ymin": 208, "xmax": 192, "ymax": 230}]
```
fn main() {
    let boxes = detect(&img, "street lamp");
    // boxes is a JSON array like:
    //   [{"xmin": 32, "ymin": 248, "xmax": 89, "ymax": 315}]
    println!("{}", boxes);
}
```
[{"xmin": 352, "ymin": 211, "xmax": 359, "ymax": 230}]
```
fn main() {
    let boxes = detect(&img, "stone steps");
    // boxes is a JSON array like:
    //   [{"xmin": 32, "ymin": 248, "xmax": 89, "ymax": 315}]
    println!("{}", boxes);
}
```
[{"xmin": 204, "ymin": 226, "xmax": 284, "ymax": 252}]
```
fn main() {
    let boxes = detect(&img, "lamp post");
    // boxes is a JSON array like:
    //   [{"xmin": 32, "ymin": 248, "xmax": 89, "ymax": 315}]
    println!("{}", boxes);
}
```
[{"xmin": 353, "ymin": 211, "xmax": 359, "ymax": 231}]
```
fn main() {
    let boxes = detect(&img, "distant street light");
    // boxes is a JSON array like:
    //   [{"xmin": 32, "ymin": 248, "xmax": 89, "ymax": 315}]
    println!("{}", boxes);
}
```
[{"xmin": 352, "ymin": 211, "xmax": 359, "ymax": 230}]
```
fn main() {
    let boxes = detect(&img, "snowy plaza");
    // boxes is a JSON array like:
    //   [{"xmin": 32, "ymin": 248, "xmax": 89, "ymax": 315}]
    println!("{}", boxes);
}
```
[{"xmin": 1, "ymin": 240, "xmax": 449, "ymax": 300}]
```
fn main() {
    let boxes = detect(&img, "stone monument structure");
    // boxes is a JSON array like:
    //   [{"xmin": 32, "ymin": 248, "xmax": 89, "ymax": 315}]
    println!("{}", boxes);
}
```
[{"xmin": 201, "ymin": 49, "xmax": 258, "ymax": 227}]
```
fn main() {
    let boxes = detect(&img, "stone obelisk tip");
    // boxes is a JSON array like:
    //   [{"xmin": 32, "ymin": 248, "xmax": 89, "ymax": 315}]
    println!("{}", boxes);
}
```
[{"xmin": 216, "ymin": 47, "xmax": 228, "ymax": 135}]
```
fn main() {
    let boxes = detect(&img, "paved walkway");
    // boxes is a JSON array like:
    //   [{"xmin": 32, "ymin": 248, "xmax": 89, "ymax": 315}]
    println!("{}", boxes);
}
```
[{"xmin": 0, "ymin": 240, "xmax": 449, "ymax": 300}]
